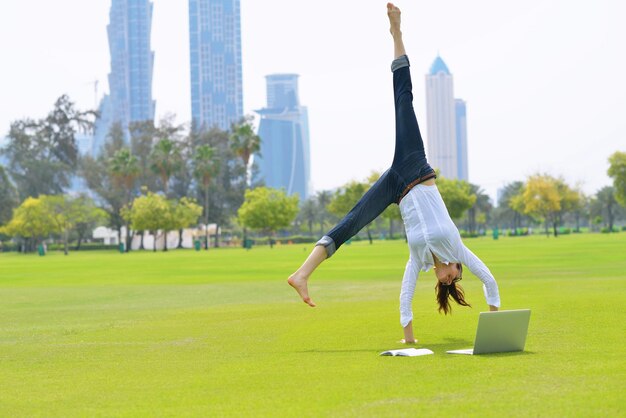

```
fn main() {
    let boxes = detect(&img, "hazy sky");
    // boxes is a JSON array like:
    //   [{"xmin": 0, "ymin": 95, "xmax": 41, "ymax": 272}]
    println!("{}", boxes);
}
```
[{"xmin": 1, "ymin": 0, "xmax": 625, "ymax": 201}]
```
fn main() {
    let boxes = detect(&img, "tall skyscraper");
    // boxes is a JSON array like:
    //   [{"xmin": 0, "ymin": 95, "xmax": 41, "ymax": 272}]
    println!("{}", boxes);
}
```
[
  {"xmin": 255, "ymin": 74, "xmax": 311, "ymax": 201},
  {"xmin": 189, "ymin": 0, "xmax": 243, "ymax": 131},
  {"xmin": 93, "ymin": 0, "xmax": 155, "ymax": 154},
  {"xmin": 425, "ymin": 55, "xmax": 458, "ymax": 179},
  {"xmin": 455, "ymin": 99, "xmax": 469, "ymax": 181}
]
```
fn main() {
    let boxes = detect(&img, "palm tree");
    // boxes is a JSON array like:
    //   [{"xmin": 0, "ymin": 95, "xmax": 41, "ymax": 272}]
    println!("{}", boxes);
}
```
[
  {"xmin": 466, "ymin": 184, "xmax": 492, "ymax": 235},
  {"xmin": 193, "ymin": 145, "xmax": 220, "ymax": 250},
  {"xmin": 229, "ymin": 116, "xmax": 261, "ymax": 185},
  {"xmin": 150, "ymin": 138, "xmax": 182, "ymax": 195},
  {"xmin": 596, "ymin": 186, "xmax": 617, "ymax": 232},
  {"xmin": 109, "ymin": 148, "xmax": 139, "ymax": 251},
  {"xmin": 300, "ymin": 198, "xmax": 317, "ymax": 236},
  {"xmin": 229, "ymin": 115, "xmax": 261, "ymax": 246},
  {"xmin": 316, "ymin": 190, "xmax": 332, "ymax": 236}
]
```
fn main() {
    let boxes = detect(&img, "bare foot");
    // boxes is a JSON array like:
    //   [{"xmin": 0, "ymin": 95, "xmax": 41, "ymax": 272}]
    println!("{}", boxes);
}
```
[
  {"xmin": 398, "ymin": 338, "xmax": 419, "ymax": 345},
  {"xmin": 387, "ymin": 3, "xmax": 401, "ymax": 35},
  {"xmin": 287, "ymin": 273, "xmax": 316, "ymax": 307}
]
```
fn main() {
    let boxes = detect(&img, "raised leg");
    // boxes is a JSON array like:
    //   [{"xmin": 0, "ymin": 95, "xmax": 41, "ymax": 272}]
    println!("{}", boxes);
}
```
[
  {"xmin": 387, "ymin": 3, "xmax": 405, "ymax": 58},
  {"xmin": 388, "ymin": 3, "xmax": 427, "ymax": 165}
]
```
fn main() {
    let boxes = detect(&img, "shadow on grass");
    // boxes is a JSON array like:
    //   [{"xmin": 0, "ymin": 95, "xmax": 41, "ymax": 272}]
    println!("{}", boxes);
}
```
[
  {"xmin": 295, "ymin": 348, "xmax": 389, "ymax": 354},
  {"xmin": 472, "ymin": 350, "xmax": 537, "ymax": 357},
  {"xmin": 292, "ymin": 337, "xmax": 537, "ymax": 356},
  {"xmin": 429, "ymin": 338, "xmax": 537, "ymax": 357},
  {"xmin": 293, "ymin": 338, "xmax": 475, "ymax": 354}
]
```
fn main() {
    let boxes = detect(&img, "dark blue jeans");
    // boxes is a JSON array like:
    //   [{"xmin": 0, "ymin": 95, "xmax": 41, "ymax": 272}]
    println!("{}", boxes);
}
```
[{"xmin": 317, "ymin": 55, "xmax": 435, "ymax": 257}]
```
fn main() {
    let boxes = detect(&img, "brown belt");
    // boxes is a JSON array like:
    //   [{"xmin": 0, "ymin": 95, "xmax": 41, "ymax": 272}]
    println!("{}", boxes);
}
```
[{"xmin": 397, "ymin": 172, "xmax": 437, "ymax": 204}]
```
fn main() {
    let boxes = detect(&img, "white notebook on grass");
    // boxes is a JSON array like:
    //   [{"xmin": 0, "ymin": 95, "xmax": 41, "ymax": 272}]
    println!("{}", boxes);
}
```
[{"xmin": 380, "ymin": 348, "xmax": 434, "ymax": 357}]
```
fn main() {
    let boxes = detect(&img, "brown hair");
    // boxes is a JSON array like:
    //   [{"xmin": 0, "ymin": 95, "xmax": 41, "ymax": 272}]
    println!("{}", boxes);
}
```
[{"xmin": 435, "ymin": 263, "xmax": 471, "ymax": 314}]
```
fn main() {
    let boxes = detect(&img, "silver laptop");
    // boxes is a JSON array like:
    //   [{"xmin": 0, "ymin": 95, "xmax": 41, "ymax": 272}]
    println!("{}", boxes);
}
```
[{"xmin": 447, "ymin": 309, "xmax": 531, "ymax": 355}]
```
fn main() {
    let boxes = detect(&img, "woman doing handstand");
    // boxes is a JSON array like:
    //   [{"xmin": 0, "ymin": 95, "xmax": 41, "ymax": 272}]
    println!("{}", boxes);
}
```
[{"xmin": 288, "ymin": 3, "xmax": 500, "ymax": 344}]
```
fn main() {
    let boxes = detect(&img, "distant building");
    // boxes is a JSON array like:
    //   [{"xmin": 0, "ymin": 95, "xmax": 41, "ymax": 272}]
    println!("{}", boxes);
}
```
[
  {"xmin": 425, "ymin": 55, "xmax": 458, "ymax": 179},
  {"xmin": 93, "ymin": 0, "xmax": 156, "ymax": 154},
  {"xmin": 255, "ymin": 74, "xmax": 311, "ymax": 201},
  {"xmin": 0, "ymin": 137, "xmax": 7, "ymax": 167},
  {"xmin": 76, "ymin": 133, "xmax": 94, "ymax": 158},
  {"xmin": 455, "ymin": 99, "xmax": 468, "ymax": 181},
  {"xmin": 189, "ymin": 0, "xmax": 243, "ymax": 131},
  {"xmin": 92, "ymin": 96, "xmax": 113, "ymax": 155}
]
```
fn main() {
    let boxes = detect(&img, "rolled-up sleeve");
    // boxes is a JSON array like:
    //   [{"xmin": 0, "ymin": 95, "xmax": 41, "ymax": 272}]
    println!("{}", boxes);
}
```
[
  {"xmin": 399, "ymin": 254, "xmax": 422, "ymax": 327},
  {"xmin": 455, "ymin": 244, "xmax": 501, "ymax": 308}
]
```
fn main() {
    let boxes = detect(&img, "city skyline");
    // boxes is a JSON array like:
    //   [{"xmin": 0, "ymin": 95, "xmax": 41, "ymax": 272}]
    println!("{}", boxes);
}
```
[{"xmin": 1, "ymin": 0, "xmax": 625, "ymax": 202}]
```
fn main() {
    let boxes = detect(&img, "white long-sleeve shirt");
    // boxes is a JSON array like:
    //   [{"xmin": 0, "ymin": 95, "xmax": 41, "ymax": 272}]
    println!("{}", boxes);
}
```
[{"xmin": 398, "ymin": 183, "xmax": 501, "ymax": 327}]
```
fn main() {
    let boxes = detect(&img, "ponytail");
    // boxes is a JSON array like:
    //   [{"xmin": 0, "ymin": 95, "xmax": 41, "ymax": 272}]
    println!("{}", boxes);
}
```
[{"xmin": 435, "ymin": 280, "xmax": 471, "ymax": 315}]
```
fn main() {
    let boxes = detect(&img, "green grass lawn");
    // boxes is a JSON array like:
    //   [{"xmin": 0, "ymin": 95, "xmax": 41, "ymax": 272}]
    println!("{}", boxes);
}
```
[{"xmin": 1, "ymin": 233, "xmax": 625, "ymax": 417}]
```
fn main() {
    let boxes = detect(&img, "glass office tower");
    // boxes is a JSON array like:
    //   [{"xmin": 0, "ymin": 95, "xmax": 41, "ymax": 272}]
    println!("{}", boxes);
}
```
[
  {"xmin": 455, "ymin": 99, "xmax": 468, "ymax": 181},
  {"xmin": 93, "ymin": 0, "xmax": 155, "ymax": 153},
  {"xmin": 255, "ymin": 74, "xmax": 311, "ymax": 201},
  {"xmin": 189, "ymin": 0, "xmax": 243, "ymax": 131}
]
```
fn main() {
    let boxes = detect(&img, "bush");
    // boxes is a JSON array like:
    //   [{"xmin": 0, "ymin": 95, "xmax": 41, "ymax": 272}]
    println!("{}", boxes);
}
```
[
  {"xmin": 559, "ymin": 227, "xmax": 571, "ymax": 235},
  {"xmin": 507, "ymin": 228, "xmax": 530, "ymax": 237},
  {"xmin": 1, "ymin": 241, "xmax": 18, "ymax": 252},
  {"xmin": 249, "ymin": 235, "xmax": 318, "ymax": 246},
  {"xmin": 47, "ymin": 243, "xmax": 119, "ymax": 252},
  {"xmin": 600, "ymin": 227, "xmax": 620, "ymax": 233}
]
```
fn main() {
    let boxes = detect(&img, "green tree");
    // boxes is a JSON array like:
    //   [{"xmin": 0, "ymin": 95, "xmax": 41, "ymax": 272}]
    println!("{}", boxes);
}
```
[
  {"xmin": 1, "ymin": 95, "xmax": 96, "ymax": 199},
  {"xmin": 229, "ymin": 115, "xmax": 261, "ymax": 186},
  {"xmin": 193, "ymin": 127, "xmax": 247, "ymax": 248},
  {"xmin": 69, "ymin": 195, "xmax": 108, "ymax": 251},
  {"xmin": 238, "ymin": 187, "xmax": 299, "ymax": 248},
  {"xmin": 327, "ymin": 180, "xmax": 372, "ymax": 243},
  {"xmin": 517, "ymin": 174, "xmax": 578, "ymax": 237},
  {"xmin": 555, "ymin": 178, "xmax": 582, "ymax": 230},
  {"xmin": 492, "ymin": 181, "xmax": 526, "ymax": 230},
  {"xmin": 299, "ymin": 198, "xmax": 317, "ymax": 236},
  {"xmin": 381, "ymin": 204, "xmax": 402, "ymax": 239},
  {"xmin": 124, "ymin": 192, "xmax": 170, "ymax": 252},
  {"xmin": 472, "ymin": 186, "xmax": 493, "ymax": 234},
  {"xmin": 608, "ymin": 151, "xmax": 626, "ymax": 208},
  {"xmin": 316, "ymin": 190, "xmax": 333, "ymax": 236},
  {"xmin": 129, "ymin": 120, "xmax": 159, "ymax": 192},
  {"xmin": 0, "ymin": 196, "xmax": 61, "ymax": 251},
  {"xmin": 594, "ymin": 186, "xmax": 618, "ymax": 232},
  {"xmin": 150, "ymin": 138, "xmax": 182, "ymax": 195},
  {"xmin": 44, "ymin": 195, "xmax": 81, "ymax": 256},
  {"xmin": 436, "ymin": 176, "xmax": 476, "ymax": 220},
  {"xmin": 124, "ymin": 193, "xmax": 201, "ymax": 252},
  {"xmin": 0, "ymin": 166, "xmax": 19, "ymax": 226},
  {"xmin": 519, "ymin": 174, "xmax": 559, "ymax": 236},
  {"xmin": 80, "ymin": 124, "xmax": 127, "ymax": 247},
  {"xmin": 192, "ymin": 145, "xmax": 220, "ymax": 249},
  {"xmin": 230, "ymin": 116, "xmax": 261, "ymax": 246},
  {"xmin": 109, "ymin": 148, "xmax": 139, "ymax": 198},
  {"xmin": 170, "ymin": 197, "xmax": 203, "ymax": 248},
  {"xmin": 109, "ymin": 147, "xmax": 140, "ymax": 252}
]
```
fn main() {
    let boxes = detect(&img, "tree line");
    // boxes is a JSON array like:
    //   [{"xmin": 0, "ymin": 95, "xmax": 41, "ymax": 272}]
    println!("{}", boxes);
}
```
[
  {"xmin": 0, "ymin": 96, "xmax": 260, "ymax": 252},
  {"xmin": 296, "ymin": 163, "xmax": 626, "ymax": 240},
  {"xmin": 1, "ymin": 95, "xmax": 626, "ymax": 253}
]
